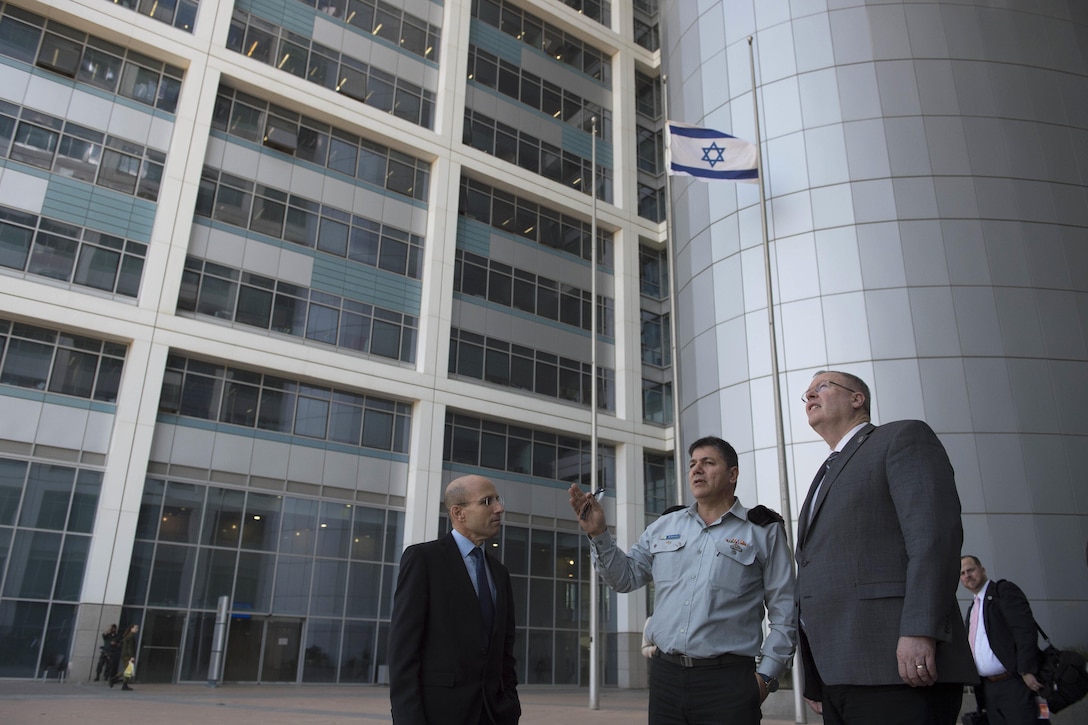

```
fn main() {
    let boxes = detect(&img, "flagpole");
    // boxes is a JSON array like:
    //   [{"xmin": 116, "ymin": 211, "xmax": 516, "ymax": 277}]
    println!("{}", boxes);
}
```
[
  {"xmin": 588, "ymin": 115, "xmax": 600, "ymax": 712},
  {"xmin": 661, "ymin": 75, "xmax": 686, "ymax": 508},
  {"xmin": 748, "ymin": 35, "xmax": 805, "ymax": 725}
]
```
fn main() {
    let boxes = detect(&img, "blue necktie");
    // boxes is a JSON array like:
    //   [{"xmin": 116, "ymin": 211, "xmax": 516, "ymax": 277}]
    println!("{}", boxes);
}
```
[{"xmin": 471, "ymin": 547, "xmax": 495, "ymax": 637}]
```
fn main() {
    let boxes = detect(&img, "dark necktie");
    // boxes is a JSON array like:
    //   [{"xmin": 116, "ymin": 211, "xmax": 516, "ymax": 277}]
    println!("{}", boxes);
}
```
[
  {"xmin": 470, "ymin": 547, "xmax": 495, "ymax": 637},
  {"xmin": 806, "ymin": 450, "xmax": 839, "ymax": 524}
]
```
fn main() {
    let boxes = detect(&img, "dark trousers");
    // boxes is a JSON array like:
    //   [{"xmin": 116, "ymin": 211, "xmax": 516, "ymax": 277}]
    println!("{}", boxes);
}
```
[
  {"xmin": 648, "ymin": 655, "xmax": 760, "ymax": 725},
  {"xmin": 95, "ymin": 652, "xmax": 112, "ymax": 678},
  {"xmin": 820, "ymin": 682, "xmax": 963, "ymax": 725},
  {"xmin": 977, "ymin": 677, "xmax": 1038, "ymax": 725}
]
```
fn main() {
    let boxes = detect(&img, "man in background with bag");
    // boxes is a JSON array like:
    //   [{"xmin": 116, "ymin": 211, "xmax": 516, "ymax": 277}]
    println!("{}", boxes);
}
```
[{"xmin": 960, "ymin": 555, "xmax": 1043, "ymax": 724}]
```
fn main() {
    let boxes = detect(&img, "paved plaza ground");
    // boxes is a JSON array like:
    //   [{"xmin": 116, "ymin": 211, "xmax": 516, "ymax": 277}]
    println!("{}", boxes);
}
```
[
  {"xmin": 0, "ymin": 678, "xmax": 819, "ymax": 724},
  {"xmin": 6, "ymin": 676, "xmax": 1086, "ymax": 724}
]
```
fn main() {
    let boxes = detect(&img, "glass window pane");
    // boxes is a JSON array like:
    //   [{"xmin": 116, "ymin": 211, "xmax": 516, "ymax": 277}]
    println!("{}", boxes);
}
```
[
  {"xmin": 3, "ymin": 530, "xmax": 61, "ymax": 598},
  {"xmin": 328, "ymin": 136, "xmax": 357, "ymax": 175},
  {"xmin": 294, "ymin": 394, "xmax": 330, "ymax": 438},
  {"xmin": 124, "ymin": 539, "xmax": 153, "ymax": 605},
  {"xmin": 529, "ymin": 578, "xmax": 554, "ymax": 629},
  {"xmin": 0, "ymin": 601, "xmax": 47, "ymax": 678},
  {"xmin": 311, "ymin": 559, "xmax": 347, "ymax": 616},
  {"xmin": 179, "ymin": 371, "xmax": 220, "ymax": 419},
  {"xmin": 115, "ymin": 254, "xmax": 143, "ymax": 297},
  {"xmin": 285, "ymin": 206, "xmax": 318, "ymax": 248},
  {"xmin": 257, "ymin": 387, "xmax": 295, "ymax": 432},
  {"xmin": 328, "ymin": 400, "xmax": 362, "ymax": 445},
  {"xmin": 47, "ymin": 348, "xmax": 97, "ymax": 397},
  {"xmin": 93, "ymin": 355, "xmax": 124, "ymax": 403},
  {"xmin": 250, "ymin": 196, "xmax": 285, "ymax": 237},
  {"xmin": 316, "ymin": 501, "xmax": 352, "ymax": 558},
  {"xmin": 369, "ymin": 319, "xmax": 400, "ymax": 359},
  {"xmin": 27, "ymin": 232, "xmax": 78, "ymax": 281},
  {"xmin": 235, "ymin": 286, "xmax": 272, "ymax": 329},
  {"xmin": 235, "ymin": 551, "xmax": 275, "ymax": 613},
  {"xmin": 73, "ymin": 245, "xmax": 120, "ymax": 291},
  {"xmin": 160, "ymin": 482, "xmax": 204, "ymax": 543},
  {"xmin": 203, "ymin": 487, "xmax": 245, "ymax": 547},
  {"xmin": 384, "ymin": 510, "xmax": 403, "ymax": 563},
  {"xmin": 345, "ymin": 561, "xmax": 380, "ymax": 617},
  {"xmin": 19, "ymin": 463, "xmax": 73, "ymax": 530},
  {"xmin": 529, "ymin": 528, "xmax": 557, "ymax": 582},
  {"xmin": 480, "ymin": 431, "xmax": 505, "ymax": 470},
  {"xmin": 220, "ymin": 378, "xmax": 260, "ymax": 426},
  {"xmin": 271, "ymin": 293, "xmax": 306, "ymax": 336},
  {"xmin": 55, "ymin": 134, "xmax": 101, "ymax": 182},
  {"xmin": 502, "ymin": 525, "xmax": 528, "ymax": 576},
  {"xmin": 0, "ymin": 15, "xmax": 41, "ymax": 63},
  {"xmin": 0, "ymin": 459, "xmax": 28, "ymax": 525},
  {"xmin": 303, "ymin": 618, "xmax": 341, "ymax": 682},
  {"xmin": 350, "ymin": 507, "xmax": 384, "ymax": 561},
  {"xmin": 147, "ymin": 543, "xmax": 196, "ymax": 606},
  {"xmin": 317, "ymin": 218, "xmax": 348, "ymax": 256},
  {"xmin": 10, "ymin": 122, "xmax": 58, "ymax": 168},
  {"xmin": 241, "ymin": 492, "xmax": 281, "ymax": 551},
  {"xmin": 280, "ymin": 497, "xmax": 318, "ymax": 555},
  {"xmin": 305, "ymin": 304, "xmax": 339, "ymax": 345},
  {"xmin": 196, "ymin": 274, "xmax": 237, "ymax": 318},
  {"xmin": 338, "ymin": 310, "xmax": 369, "ymax": 353},
  {"xmin": 273, "ymin": 555, "xmax": 311, "ymax": 613},
  {"xmin": 0, "ymin": 337, "xmax": 52, "ymax": 389},
  {"xmin": 192, "ymin": 547, "xmax": 237, "ymax": 609},
  {"xmin": 555, "ymin": 533, "xmax": 580, "ymax": 611},
  {"xmin": 68, "ymin": 470, "xmax": 101, "ymax": 533},
  {"xmin": 357, "ymin": 147, "xmax": 385, "ymax": 186},
  {"xmin": 361, "ymin": 408, "xmax": 393, "ymax": 450},
  {"xmin": 0, "ymin": 221, "xmax": 33, "ymax": 270},
  {"xmin": 348, "ymin": 224, "xmax": 379, "ymax": 266},
  {"xmin": 97, "ymin": 149, "xmax": 139, "ymax": 194},
  {"xmin": 341, "ymin": 621, "xmax": 376, "ymax": 682}
]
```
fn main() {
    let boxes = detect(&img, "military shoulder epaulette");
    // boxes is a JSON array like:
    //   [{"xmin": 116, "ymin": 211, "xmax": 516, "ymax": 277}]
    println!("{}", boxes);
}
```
[{"xmin": 747, "ymin": 505, "xmax": 784, "ymax": 527}]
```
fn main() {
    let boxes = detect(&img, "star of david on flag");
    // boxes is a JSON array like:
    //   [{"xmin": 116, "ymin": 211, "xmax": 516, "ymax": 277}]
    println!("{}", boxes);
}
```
[{"xmin": 666, "ymin": 122, "xmax": 759, "ymax": 183}]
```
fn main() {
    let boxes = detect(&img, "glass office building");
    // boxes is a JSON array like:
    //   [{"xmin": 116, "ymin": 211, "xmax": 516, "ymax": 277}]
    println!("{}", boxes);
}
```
[
  {"xmin": 0, "ymin": 0, "xmax": 675, "ymax": 685},
  {"xmin": 1, "ymin": 0, "xmax": 1085, "ymax": 687}
]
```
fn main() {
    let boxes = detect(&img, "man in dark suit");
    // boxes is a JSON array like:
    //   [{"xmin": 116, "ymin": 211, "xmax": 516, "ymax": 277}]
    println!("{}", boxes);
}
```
[
  {"xmin": 795, "ymin": 370, "xmax": 977, "ymax": 725},
  {"xmin": 388, "ymin": 474, "xmax": 521, "ymax": 725},
  {"xmin": 960, "ymin": 555, "xmax": 1043, "ymax": 724}
]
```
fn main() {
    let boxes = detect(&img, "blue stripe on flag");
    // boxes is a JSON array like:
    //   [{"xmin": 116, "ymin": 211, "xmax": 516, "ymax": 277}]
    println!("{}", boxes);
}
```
[
  {"xmin": 669, "ymin": 162, "xmax": 759, "ymax": 181},
  {"xmin": 667, "ymin": 125, "xmax": 742, "ymax": 141}
]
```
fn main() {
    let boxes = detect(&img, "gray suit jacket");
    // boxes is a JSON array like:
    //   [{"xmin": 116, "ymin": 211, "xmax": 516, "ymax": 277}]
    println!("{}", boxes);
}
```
[{"xmin": 795, "ymin": 420, "xmax": 977, "ymax": 695}]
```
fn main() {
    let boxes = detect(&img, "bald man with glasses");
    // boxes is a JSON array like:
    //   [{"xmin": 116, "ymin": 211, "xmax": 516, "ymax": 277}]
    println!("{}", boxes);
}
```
[
  {"xmin": 794, "ymin": 370, "xmax": 977, "ymax": 725},
  {"xmin": 389, "ymin": 475, "xmax": 521, "ymax": 725}
]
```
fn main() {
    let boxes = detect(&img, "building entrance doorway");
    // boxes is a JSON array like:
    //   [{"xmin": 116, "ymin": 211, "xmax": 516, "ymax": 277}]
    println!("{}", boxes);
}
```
[{"xmin": 222, "ymin": 617, "xmax": 302, "ymax": 682}]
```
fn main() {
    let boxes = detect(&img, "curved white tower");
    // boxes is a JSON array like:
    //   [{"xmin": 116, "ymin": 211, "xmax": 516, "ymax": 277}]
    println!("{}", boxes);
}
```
[{"xmin": 661, "ymin": 1, "xmax": 1088, "ymax": 642}]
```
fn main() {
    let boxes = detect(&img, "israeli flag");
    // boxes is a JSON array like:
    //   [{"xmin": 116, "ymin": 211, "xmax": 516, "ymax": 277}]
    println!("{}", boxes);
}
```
[{"xmin": 667, "ymin": 122, "xmax": 759, "ymax": 182}]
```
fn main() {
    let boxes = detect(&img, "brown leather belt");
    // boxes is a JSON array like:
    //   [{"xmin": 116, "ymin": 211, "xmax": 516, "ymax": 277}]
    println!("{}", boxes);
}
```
[
  {"xmin": 655, "ymin": 651, "xmax": 752, "ymax": 668},
  {"xmin": 984, "ymin": 672, "xmax": 1013, "ymax": 682}
]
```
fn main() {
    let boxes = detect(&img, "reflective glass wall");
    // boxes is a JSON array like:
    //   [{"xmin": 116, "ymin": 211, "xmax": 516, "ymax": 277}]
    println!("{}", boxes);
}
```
[{"xmin": 119, "ymin": 477, "xmax": 402, "ymax": 683}]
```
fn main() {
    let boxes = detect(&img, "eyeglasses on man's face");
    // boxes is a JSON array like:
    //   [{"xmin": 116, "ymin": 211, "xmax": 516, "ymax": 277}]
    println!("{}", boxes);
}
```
[
  {"xmin": 801, "ymin": 379, "xmax": 856, "ymax": 404},
  {"xmin": 455, "ymin": 495, "xmax": 505, "ymax": 508}
]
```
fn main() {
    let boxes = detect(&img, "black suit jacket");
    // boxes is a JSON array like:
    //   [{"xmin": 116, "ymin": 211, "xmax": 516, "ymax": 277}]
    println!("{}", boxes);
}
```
[
  {"xmin": 965, "ymin": 579, "xmax": 1039, "ymax": 677},
  {"xmin": 388, "ymin": 533, "xmax": 520, "ymax": 725}
]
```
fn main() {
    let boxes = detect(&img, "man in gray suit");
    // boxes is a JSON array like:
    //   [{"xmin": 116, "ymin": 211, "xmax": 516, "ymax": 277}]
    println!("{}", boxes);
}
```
[{"xmin": 795, "ymin": 370, "xmax": 976, "ymax": 725}]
